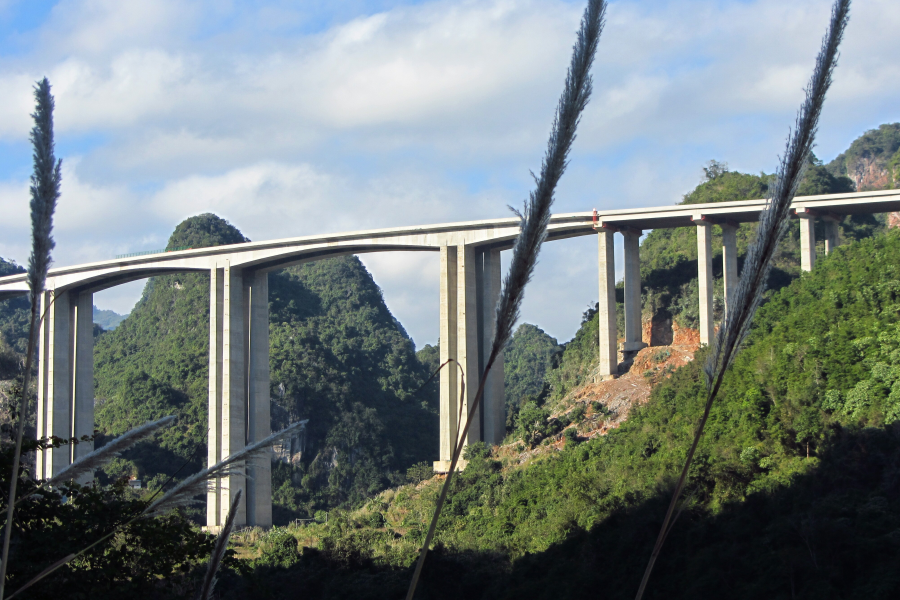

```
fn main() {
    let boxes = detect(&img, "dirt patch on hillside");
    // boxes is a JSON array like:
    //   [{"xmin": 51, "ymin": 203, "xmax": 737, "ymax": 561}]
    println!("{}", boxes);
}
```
[
  {"xmin": 565, "ymin": 340, "xmax": 697, "ymax": 439},
  {"xmin": 497, "ymin": 330, "xmax": 700, "ymax": 465}
]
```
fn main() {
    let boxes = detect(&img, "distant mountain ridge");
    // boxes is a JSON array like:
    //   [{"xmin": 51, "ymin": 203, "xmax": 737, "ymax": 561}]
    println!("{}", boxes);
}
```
[{"xmin": 93, "ymin": 306, "xmax": 127, "ymax": 330}]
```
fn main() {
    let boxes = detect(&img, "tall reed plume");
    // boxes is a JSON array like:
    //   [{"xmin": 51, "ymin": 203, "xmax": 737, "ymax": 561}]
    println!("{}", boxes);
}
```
[
  {"xmin": 635, "ymin": 1, "xmax": 851, "ymax": 597},
  {"xmin": 196, "ymin": 489, "xmax": 241, "ymax": 600},
  {"xmin": 405, "ymin": 1, "xmax": 606, "ymax": 598},
  {"xmin": 0, "ymin": 78, "xmax": 62, "ymax": 600}
]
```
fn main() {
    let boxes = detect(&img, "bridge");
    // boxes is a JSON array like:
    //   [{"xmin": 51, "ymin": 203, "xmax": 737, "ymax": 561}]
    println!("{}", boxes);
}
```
[{"xmin": 1, "ymin": 188, "xmax": 898, "ymax": 530}]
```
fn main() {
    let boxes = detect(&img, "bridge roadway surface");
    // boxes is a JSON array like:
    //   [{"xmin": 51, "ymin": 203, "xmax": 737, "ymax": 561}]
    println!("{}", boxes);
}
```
[
  {"xmin": 3, "ymin": 188, "xmax": 900, "ymax": 531},
  {"xmin": 2, "ymin": 188, "xmax": 899, "ymax": 300}
]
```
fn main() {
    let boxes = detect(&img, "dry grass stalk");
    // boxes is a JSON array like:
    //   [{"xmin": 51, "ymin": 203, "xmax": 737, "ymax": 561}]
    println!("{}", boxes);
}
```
[
  {"xmin": 634, "ymin": 1, "xmax": 852, "ymax": 597},
  {"xmin": 0, "ymin": 77, "xmax": 62, "ymax": 600},
  {"xmin": 143, "ymin": 418, "xmax": 308, "ymax": 517},
  {"xmin": 196, "ymin": 489, "xmax": 241, "ymax": 600},
  {"xmin": 404, "ymin": 2, "xmax": 606, "ymax": 598},
  {"xmin": 46, "ymin": 416, "xmax": 177, "ymax": 488}
]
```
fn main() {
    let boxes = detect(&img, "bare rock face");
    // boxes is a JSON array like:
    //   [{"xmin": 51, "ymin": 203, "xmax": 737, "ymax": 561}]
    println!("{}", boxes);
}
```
[
  {"xmin": 851, "ymin": 156, "xmax": 892, "ymax": 192},
  {"xmin": 889, "ymin": 213, "xmax": 900, "ymax": 229}
]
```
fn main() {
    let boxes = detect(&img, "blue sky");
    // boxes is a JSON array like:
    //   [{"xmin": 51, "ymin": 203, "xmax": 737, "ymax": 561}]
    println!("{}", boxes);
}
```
[{"xmin": 0, "ymin": 0, "xmax": 897, "ymax": 347}]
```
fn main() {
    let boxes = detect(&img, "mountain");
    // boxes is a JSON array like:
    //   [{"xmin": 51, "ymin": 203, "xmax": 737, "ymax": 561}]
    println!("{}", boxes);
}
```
[
  {"xmin": 503, "ymin": 323, "xmax": 561, "ymax": 427},
  {"xmin": 827, "ymin": 122, "xmax": 900, "ymax": 191},
  {"xmin": 92, "ymin": 306, "xmax": 127, "ymax": 330},
  {"xmin": 92, "ymin": 214, "xmax": 437, "ymax": 518}
]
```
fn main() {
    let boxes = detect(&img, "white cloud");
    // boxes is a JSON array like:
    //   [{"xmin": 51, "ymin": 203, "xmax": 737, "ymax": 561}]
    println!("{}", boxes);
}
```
[{"xmin": 1, "ymin": 0, "xmax": 899, "ymax": 344}]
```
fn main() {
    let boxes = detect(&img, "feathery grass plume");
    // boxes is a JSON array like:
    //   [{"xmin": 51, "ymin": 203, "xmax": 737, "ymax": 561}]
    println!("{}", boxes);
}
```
[
  {"xmin": 405, "ymin": 2, "xmax": 606, "ymax": 598},
  {"xmin": 635, "ymin": 1, "xmax": 851, "ymax": 598},
  {"xmin": 196, "ymin": 489, "xmax": 241, "ymax": 600},
  {"xmin": 26, "ymin": 78, "xmax": 62, "ymax": 303},
  {"xmin": 143, "ymin": 419, "xmax": 308, "ymax": 517},
  {"xmin": 46, "ymin": 415, "xmax": 176, "ymax": 488},
  {"xmin": 0, "ymin": 78, "xmax": 62, "ymax": 600}
]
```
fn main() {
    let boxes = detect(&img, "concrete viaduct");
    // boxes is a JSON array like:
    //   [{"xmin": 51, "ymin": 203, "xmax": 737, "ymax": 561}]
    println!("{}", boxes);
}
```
[{"xmin": 0, "ymin": 189, "xmax": 897, "ymax": 530}]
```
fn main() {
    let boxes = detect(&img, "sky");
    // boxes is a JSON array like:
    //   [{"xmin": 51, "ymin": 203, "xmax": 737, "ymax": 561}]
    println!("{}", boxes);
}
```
[{"xmin": 0, "ymin": 0, "xmax": 897, "ymax": 348}]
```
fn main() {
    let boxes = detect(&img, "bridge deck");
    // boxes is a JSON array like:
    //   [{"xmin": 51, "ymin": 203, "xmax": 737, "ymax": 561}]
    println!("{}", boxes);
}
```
[{"xmin": 1, "ymin": 189, "xmax": 898, "ymax": 299}]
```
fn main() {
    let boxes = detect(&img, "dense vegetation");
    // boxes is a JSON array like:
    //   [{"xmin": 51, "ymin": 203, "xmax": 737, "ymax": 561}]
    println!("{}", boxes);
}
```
[
  {"xmin": 502, "ymin": 324, "xmax": 561, "ymax": 426},
  {"xmin": 222, "ymin": 223, "xmax": 900, "ymax": 600},
  {"xmin": 0, "ymin": 438, "xmax": 220, "ymax": 600},
  {"xmin": 92, "ymin": 214, "xmax": 437, "ymax": 520},
  {"xmin": 0, "ymin": 258, "xmax": 28, "ymax": 378}
]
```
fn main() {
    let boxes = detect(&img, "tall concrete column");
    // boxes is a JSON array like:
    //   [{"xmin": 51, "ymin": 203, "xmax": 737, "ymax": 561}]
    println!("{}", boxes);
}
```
[
  {"xmin": 36, "ymin": 290, "xmax": 70, "ymax": 480},
  {"xmin": 695, "ymin": 220, "xmax": 714, "ymax": 346},
  {"xmin": 721, "ymin": 224, "xmax": 739, "ymax": 323},
  {"xmin": 480, "ymin": 248, "xmax": 504, "ymax": 446},
  {"xmin": 798, "ymin": 213, "xmax": 816, "ymax": 272},
  {"xmin": 70, "ymin": 291, "xmax": 94, "ymax": 482},
  {"xmin": 457, "ymin": 245, "xmax": 481, "ymax": 447},
  {"xmin": 622, "ymin": 230, "xmax": 645, "ymax": 352},
  {"xmin": 244, "ymin": 270, "xmax": 271, "ymax": 527},
  {"xmin": 207, "ymin": 267, "xmax": 224, "ymax": 528},
  {"xmin": 207, "ymin": 263, "xmax": 247, "ymax": 529},
  {"xmin": 435, "ymin": 246, "xmax": 458, "ymax": 469},
  {"xmin": 823, "ymin": 219, "xmax": 839, "ymax": 255},
  {"xmin": 597, "ymin": 228, "xmax": 617, "ymax": 378}
]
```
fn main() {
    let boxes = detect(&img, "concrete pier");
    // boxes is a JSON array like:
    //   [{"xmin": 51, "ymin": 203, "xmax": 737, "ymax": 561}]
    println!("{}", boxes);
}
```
[
  {"xmin": 206, "ymin": 264, "xmax": 273, "ymax": 529},
  {"xmin": 597, "ymin": 229, "xmax": 618, "ymax": 378},
  {"xmin": 435, "ymin": 244, "xmax": 507, "ymax": 471},
  {"xmin": 71, "ymin": 291, "xmax": 95, "ymax": 476},
  {"xmin": 721, "ymin": 224, "xmax": 739, "ymax": 322},
  {"xmin": 457, "ymin": 246, "xmax": 481, "ymax": 448},
  {"xmin": 798, "ymin": 211, "xmax": 816, "ymax": 272},
  {"xmin": 244, "ymin": 270, "xmax": 271, "ymax": 527},
  {"xmin": 823, "ymin": 216, "xmax": 840, "ymax": 255},
  {"xmin": 35, "ymin": 289, "xmax": 94, "ymax": 483},
  {"xmin": 622, "ymin": 230, "xmax": 645, "ymax": 353},
  {"xmin": 36, "ymin": 290, "xmax": 70, "ymax": 479},
  {"xmin": 480, "ymin": 248, "xmax": 504, "ymax": 446},
  {"xmin": 694, "ymin": 218, "xmax": 714, "ymax": 346},
  {"xmin": 436, "ymin": 246, "xmax": 458, "ymax": 470}
]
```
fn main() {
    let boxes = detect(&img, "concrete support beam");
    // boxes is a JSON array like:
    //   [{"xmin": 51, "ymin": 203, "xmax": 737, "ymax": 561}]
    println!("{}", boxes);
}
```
[
  {"xmin": 457, "ymin": 245, "xmax": 481, "ymax": 447},
  {"xmin": 823, "ymin": 219, "xmax": 839, "ymax": 255},
  {"xmin": 721, "ymin": 225, "xmax": 739, "ymax": 323},
  {"xmin": 207, "ymin": 263, "xmax": 247, "ymax": 529},
  {"xmin": 436, "ymin": 246, "xmax": 458, "ymax": 468},
  {"xmin": 207, "ymin": 267, "xmax": 224, "ymax": 528},
  {"xmin": 36, "ymin": 290, "xmax": 70, "ymax": 480},
  {"xmin": 622, "ymin": 230, "xmax": 645, "ymax": 352},
  {"xmin": 71, "ymin": 291, "xmax": 94, "ymax": 482},
  {"xmin": 480, "ymin": 248, "xmax": 504, "ymax": 446},
  {"xmin": 597, "ymin": 229, "xmax": 618, "ymax": 378},
  {"xmin": 799, "ymin": 214, "xmax": 816, "ymax": 272},
  {"xmin": 35, "ymin": 289, "xmax": 93, "ymax": 483},
  {"xmin": 695, "ymin": 221, "xmax": 714, "ymax": 346},
  {"xmin": 244, "ymin": 270, "xmax": 271, "ymax": 528}
]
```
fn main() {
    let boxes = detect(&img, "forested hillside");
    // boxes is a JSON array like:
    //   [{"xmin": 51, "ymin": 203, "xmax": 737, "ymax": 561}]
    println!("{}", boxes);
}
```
[
  {"xmin": 223, "ymin": 222, "xmax": 900, "ymax": 600},
  {"xmin": 92, "ymin": 214, "xmax": 438, "ymax": 518},
  {"xmin": 828, "ymin": 122, "xmax": 900, "ymax": 190}
]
